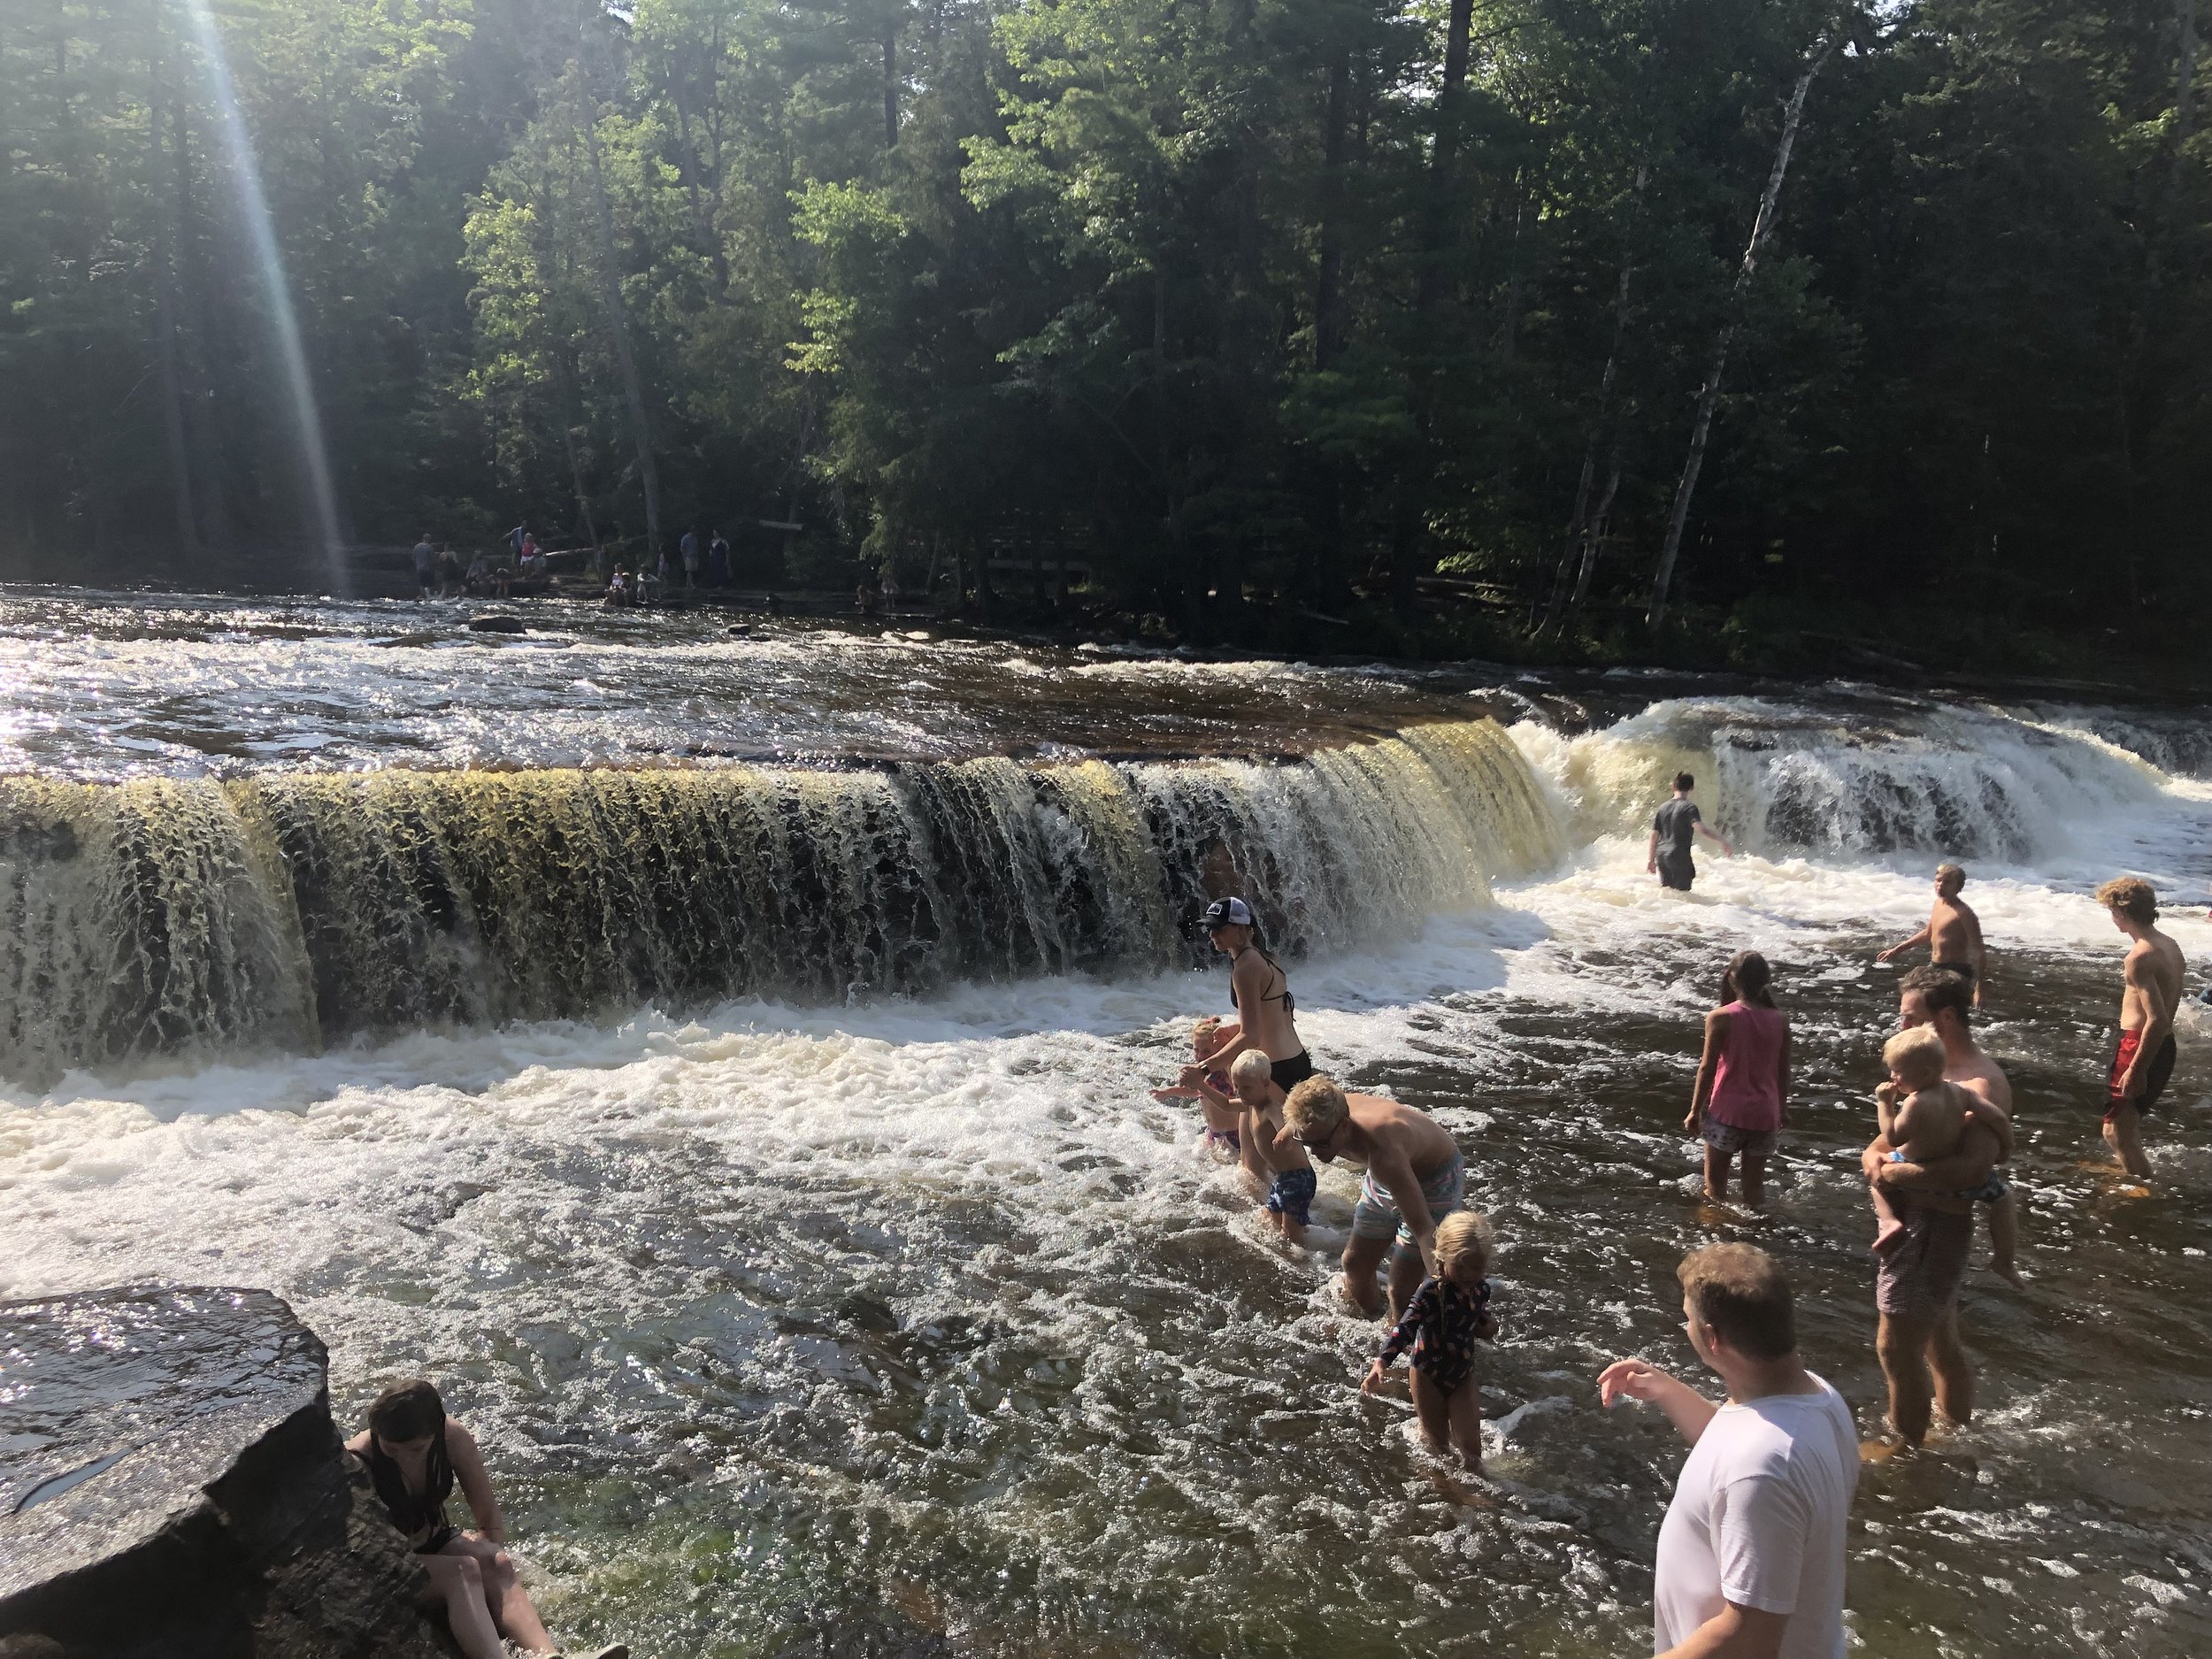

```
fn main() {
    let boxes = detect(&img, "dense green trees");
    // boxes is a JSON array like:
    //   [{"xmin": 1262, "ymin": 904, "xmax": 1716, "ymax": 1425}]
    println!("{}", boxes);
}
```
[{"xmin": 1, "ymin": 0, "xmax": 2205, "ymax": 656}]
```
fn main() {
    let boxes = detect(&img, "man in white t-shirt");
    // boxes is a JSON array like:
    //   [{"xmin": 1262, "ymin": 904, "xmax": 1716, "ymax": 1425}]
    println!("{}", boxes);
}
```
[{"xmin": 1599, "ymin": 1243, "xmax": 1857, "ymax": 1659}]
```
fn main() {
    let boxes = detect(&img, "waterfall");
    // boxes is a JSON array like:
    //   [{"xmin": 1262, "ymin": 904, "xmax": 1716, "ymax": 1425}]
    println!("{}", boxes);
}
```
[
  {"xmin": 1519, "ymin": 697, "xmax": 2169, "ymax": 859},
  {"xmin": 0, "ymin": 718, "xmax": 1559, "ymax": 1083}
]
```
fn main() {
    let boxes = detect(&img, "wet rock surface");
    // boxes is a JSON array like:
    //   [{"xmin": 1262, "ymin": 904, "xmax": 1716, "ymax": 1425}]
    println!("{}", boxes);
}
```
[{"xmin": 0, "ymin": 1286, "xmax": 447, "ymax": 1659}]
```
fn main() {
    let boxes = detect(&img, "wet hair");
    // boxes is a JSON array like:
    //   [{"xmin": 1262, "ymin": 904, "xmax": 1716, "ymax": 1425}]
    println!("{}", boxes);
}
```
[
  {"xmin": 1678, "ymin": 1243, "xmax": 1795, "ymax": 1360},
  {"xmin": 365, "ymin": 1379, "xmax": 445, "ymax": 1444},
  {"xmin": 1229, "ymin": 1048, "xmax": 1274, "ymax": 1092},
  {"xmin": 1434, "ymin": 1210, "xmax": 1492, "ymax": 1281},
  {"xmin": 1722, "ymin": 950, "xmax": 1776, "ymax": 1010},
  {"xmin": 1672, "ymin": 771, "xmax": 1695, "ymax": 794},
  {"xmin": 1935, "ymin": 863, "xmax": 1966, "ymax": 895},
  {"xmin": 1191, "ymin": 1016, "xmax": 1222, "ymax": 1043},
  {"xmin": 2096, "ymin": 875, "xmax": 2157, "ymax": 926},
  {"xmin": 1283, "ymin": 1075, "xmax": 1349, "ymax": 1138},
  {"xmin": 1883, "ymin": 1026, "xmax": 1948, "ymax": 1087},
  {"xmin": 1901, "ymin": 964, "xmax": 1972, "ymax": 1028}
]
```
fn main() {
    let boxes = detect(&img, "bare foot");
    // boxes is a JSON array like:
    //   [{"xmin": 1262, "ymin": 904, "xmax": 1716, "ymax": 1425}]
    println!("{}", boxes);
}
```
[
  {"xmin": 1991, "ymin": 1256, "xmax": 2025, "ymax": 1288},
  {"xmin": 1870, "ymin": 1219, "xmax": 1909, "ymax": 1257}
]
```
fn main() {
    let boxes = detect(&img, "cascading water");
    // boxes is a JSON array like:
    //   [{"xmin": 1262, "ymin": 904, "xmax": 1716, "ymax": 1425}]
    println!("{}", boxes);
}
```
[
  {"xmin": 0, "ymin": 718, "xmax": 1560, "ymax": 1083},
  {"xmin": 5, "ymin": 600, "xmax": 2212, "ymax": 1659},
  {"xmin": 1517, "ymin": 695, "xmax": 2170, "ymax": 859}
]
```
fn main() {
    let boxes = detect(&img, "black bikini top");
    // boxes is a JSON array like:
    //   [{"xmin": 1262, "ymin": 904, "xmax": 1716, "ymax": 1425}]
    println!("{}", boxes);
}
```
[
  {"xmin": 364, "ymin": 1421, "xmax": 455, "ymax": 1540},
  {"xmin": 1232, "ymin": 947, "xmax": 1294, "ymax": 1016}
]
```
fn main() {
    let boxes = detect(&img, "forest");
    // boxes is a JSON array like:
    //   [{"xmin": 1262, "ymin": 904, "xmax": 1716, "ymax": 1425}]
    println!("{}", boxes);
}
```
[{"xmin": 1, "ymin": 0, "xmax": 2206, "ymax": 666}]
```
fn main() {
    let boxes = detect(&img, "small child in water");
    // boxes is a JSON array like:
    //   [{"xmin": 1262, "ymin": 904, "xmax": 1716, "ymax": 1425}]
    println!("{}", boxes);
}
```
[
  {"xmin": 1870, "ymin": 1027, "xmax": 1968, "ymax": 1254},
  {"xmin": 1362, "ymin": 1210, "xmax": 1496, "ymax": 1471},
  {"xmin": 1153, "ymin": 1017, "xmax": 1242, "ymax": 1160},
  {"xmin": 1228, "ymin": 1048, "xmax": 1314, "ymax": 1244}
]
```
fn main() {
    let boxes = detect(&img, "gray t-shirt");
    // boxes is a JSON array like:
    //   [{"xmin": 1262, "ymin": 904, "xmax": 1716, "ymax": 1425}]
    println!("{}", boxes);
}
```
[{"xmin": 1655, "ymin": 797, "xmax": 1701, "ymax": 860}]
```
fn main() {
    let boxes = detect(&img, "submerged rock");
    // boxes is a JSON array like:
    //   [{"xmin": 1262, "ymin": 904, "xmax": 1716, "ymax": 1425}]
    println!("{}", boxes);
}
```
[{"xmin": 0, "ymin": 1286, "xmax": 447, "ymax": 1659}]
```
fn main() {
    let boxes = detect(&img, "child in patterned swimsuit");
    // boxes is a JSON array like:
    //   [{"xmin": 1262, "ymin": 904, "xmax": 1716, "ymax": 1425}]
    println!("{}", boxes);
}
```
[
  {"xmin": 1154, "ymin": 1017, "xmax": 1246, "ymax": 1164},
  {"xmin": 1362, "ymin": 1210, "xmax": 1496, "ymax": 1471}
]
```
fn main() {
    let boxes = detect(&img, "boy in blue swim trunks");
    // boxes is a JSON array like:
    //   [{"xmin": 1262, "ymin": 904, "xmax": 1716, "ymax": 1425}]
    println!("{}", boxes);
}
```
[
  {"xmin": 1285, "ymin": 1075, "xmax": 1466, "ymax": 1321},
  {"xmin": 1228, "ymin": 1048, "xmax": 1314, "ymax": 1244}
]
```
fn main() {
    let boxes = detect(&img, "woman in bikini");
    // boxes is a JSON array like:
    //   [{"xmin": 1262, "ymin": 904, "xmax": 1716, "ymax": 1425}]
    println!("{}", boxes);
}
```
[
  {"xmin": 347, "ymin": 1379, "xmax": 624, "ymax": 1659},
  {"xmin": 1180, "ymin": 896, "xmax": 1315, "ymax": 1095}
]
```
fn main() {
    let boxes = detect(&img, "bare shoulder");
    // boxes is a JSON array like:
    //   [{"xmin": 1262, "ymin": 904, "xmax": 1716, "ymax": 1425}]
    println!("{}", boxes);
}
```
[
  {"xmin": 1956, "ymin": 1056, "xmax": 2013, "ymax": 1117},
  {"xmin": 444, "ymin": 1417, "xmax": 483, "ymax": 1461}
]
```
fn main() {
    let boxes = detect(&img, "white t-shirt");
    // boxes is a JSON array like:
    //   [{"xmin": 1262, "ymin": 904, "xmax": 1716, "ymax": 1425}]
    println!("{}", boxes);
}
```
[{"xmin": 1653, "ymin": 1376, "xmax": 1857, "ymax": 1659}]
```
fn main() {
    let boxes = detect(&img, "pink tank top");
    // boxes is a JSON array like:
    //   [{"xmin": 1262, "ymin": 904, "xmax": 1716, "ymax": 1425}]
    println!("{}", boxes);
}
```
[{"xmin": 1709, "ymin": 1001, "xmax": 1786, "ymax": 1130}]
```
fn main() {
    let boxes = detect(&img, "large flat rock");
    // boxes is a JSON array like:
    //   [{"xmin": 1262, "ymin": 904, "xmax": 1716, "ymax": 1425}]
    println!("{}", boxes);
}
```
[{"xmin": 0, "ymin": 1286, "xmax": 447, "ymax": 1659}]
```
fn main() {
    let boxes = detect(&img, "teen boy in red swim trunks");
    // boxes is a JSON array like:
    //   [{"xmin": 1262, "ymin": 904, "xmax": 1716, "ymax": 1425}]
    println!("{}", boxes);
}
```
[{"xmin": 2097, "ymin": 876, "xmax": 2185, "ymax": 1179}]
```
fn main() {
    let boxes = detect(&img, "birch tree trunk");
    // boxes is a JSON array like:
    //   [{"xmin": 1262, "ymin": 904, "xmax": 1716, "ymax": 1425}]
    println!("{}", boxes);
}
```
[
  {"xmin": 148, "ymin": 33, "xmax": 198, "ymax": 553},
  {"xmin": 575, "ymin": 63, "xmax": 663, "ymax": 567},
  {"xmin": 1646, "ymin": 41, "xmax": 1836, "ymax": 628}
]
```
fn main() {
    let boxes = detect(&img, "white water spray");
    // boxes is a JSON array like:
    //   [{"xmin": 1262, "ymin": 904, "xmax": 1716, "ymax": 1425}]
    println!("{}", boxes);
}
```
[{"xmin": 180, "ymin": 1, "xmax": 348, "ymax": 593}]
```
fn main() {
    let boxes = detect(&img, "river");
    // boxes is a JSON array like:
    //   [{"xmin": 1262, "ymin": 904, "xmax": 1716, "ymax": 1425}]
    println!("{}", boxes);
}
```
[{"xmin": 1, "ymin": 588, "xmax": 2208, "ymax": 1657}]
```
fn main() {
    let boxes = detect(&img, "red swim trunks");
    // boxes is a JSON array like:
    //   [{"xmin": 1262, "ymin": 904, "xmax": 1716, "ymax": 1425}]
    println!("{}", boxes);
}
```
[{"xmin": 2106, "ymin": 1029, "xmax": 2177, "ymax": 1120}]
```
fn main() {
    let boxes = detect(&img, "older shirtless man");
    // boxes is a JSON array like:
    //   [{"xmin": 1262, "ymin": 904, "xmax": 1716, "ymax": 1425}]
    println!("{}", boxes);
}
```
[
  {"xmin": 2097, "ymin": 876, "xmax": 2185, "ymax": 1179},
  {"xmin": 1878, "ymin": 864, "xmax": 1988, "ymax": 1005},
  {"xmin": 1890, "ymin": 964, "xmax": 2021, "ymax": 1283},
  {"xmin": 1283, "ymin": 1075, "xmax": 1464, "ymax": 1321},
  {"xmin": 1861, "ymin": 966, "xmax": 2012, "ymax": 1448}
]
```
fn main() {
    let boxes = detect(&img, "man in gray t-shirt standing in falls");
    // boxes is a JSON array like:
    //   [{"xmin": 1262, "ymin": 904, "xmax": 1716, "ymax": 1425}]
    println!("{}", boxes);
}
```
[{"xmin": 1648, "ymin": 771, "xmax": 1734, "ymax": 891}]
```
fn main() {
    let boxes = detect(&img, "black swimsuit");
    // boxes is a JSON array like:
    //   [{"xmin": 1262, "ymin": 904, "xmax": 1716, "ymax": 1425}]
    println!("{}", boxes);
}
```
[
  {"xmin": 1233, "ymin": 949, "xmax": 1314, "ymax": 1089},
  {"xmin": 363, "ymin": 1427, "xmax": 458, "ymax": 1555}
]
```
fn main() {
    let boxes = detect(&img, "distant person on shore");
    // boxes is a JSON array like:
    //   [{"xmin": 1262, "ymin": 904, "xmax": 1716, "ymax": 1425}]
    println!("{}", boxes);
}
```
[
  {"xmin": 1683, "ymin": 950, "xmax": 1790, "ymax": 1208},
  {"xmin": 1284, "ymin": 1075, "xmax": 1464, "ymax": 1321},
  {"xmin": 1179, "ymin": 897, "xmax": 1315, "ymax": 1097},
  {"xmin": 1647, "ymin": 772, "xmax": 1733, "ymax": 892},
  {"xmin": 1598, "ymin": 1244, "xmax": 1855, "ymax": 1659},
  {"xmin": 505, "ymin": 520, "xmax": 528, "ymax": 557},
  {"xmin": 434, "ymin": 544, "xmax": 461, "ymax": 595},
  {"xmin": 347, "ymin": 1379, "xmax": 625, "ymax": 1659},
  {"xmin": 2098, "ymin": 876, "xmax": 2183, "ymax": 1179},
  {"xmin": 413, "ymin": 532, "xmax": 436, "ymax": 598},
  {"xmin": 1229, "ymin": 1047, "xmax": 1315, "ymax": 1245},
  {"xmin": 680, "ymin": 526, "xmax": 701, "ymax": 589},
  {"xmin": 1878, "ymin": 864, "xmax": 1987, "ymax": 1006},
  {"xmin": 880, "ymin": 564, "xmax": 902, "ymax": 611},
  {"xmin": 709, "ymin": 528, "xmax": 732, "ymax": 586},
  {"xmin": 1363, "ymin": 1210, "xmax": 1495, "ymax": 1471},
  {"xmin": 1890, "ymin": 965, "xmax": 2022, "ymax": 1284},
  {"xmin": 465, "ymin": 549, "xmax": 491, "ymax": 595}
]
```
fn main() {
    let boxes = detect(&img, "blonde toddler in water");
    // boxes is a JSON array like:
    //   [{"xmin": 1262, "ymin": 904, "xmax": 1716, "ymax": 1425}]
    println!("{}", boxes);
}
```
[
  {"xmin": 1362, "ymin": 1210, "xmax": 1496, "ymax": 1471},
  {"xmin": 1228, "ymin": 1048, "xmax": 1314, "ymax": 1245},
  {"xmin": 1870, "ymin": 1028, "xmax": 1969, "ymax": 1254}
]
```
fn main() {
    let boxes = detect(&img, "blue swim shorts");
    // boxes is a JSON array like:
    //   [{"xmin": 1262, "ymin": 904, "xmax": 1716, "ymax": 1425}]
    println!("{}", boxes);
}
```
[
  {"xmin": 1265, "ymin": 1167, "xmax": 1317, "ymax": 1226},
  {"xmin": 1351, "ymin": 1150, "xmax": 1466, "ymax": 1248}
]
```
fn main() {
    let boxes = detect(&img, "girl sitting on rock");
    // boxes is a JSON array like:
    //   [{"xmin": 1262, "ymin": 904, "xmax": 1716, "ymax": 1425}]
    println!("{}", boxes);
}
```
[{"xmin": 348, "ymin": 1378, "xmax": 623, "ymax": 1659}]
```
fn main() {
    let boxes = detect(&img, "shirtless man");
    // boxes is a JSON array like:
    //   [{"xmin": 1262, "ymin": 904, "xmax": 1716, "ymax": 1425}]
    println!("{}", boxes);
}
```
[
  {"xmin": 1283, "ymin": 1075, "xmax": 1464, "ymax": 1321},
  {"xmin": 2096, "ymin": 876, "xmax": 2184, "ymax": 1179},
  {"xmin": 1180, "ymin": 896, "xmax": 1316, "ymax": 1097},
  {"xmin": 1861, "ymin": 967, "xmax": 2011, "ymax": 1447},
  {"xmin": 1878, "ymin": 864, "xmax": 1987, "ymax": 1006},
  {"xmin": 1888, "ymin": 964, "xmax": 2021, "ymax": 1282}
]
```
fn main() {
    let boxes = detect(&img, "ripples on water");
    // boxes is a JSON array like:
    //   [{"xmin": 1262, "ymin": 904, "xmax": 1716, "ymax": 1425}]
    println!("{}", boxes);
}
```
[{"xmin": 1, "ymin": 589, "xmax": 2209, "ymax": 1657}]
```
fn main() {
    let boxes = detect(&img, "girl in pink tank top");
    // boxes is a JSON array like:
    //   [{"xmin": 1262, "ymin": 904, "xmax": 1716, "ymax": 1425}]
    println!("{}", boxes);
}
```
[{"xmin": 1685, "ymin": 951, "xmax": 1791, "ymax": 1206}]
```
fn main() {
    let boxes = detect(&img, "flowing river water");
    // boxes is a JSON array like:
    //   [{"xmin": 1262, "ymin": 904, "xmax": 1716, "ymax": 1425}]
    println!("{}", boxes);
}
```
[{"xmin": 1, "ymin": 589, "xmax": 2209, "ymax": 1658}]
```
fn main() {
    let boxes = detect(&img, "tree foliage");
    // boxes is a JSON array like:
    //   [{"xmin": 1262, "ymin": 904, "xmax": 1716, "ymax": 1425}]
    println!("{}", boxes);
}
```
[{"xmin": 0, "ymin": 0, "xmax": 2205, "ymax": 647}]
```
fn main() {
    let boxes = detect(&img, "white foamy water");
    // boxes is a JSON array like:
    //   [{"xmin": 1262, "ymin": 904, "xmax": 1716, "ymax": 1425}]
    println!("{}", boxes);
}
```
[{"xmin": 4, "ymin": 612, "xmax": 2212, "ymax": 1656}]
